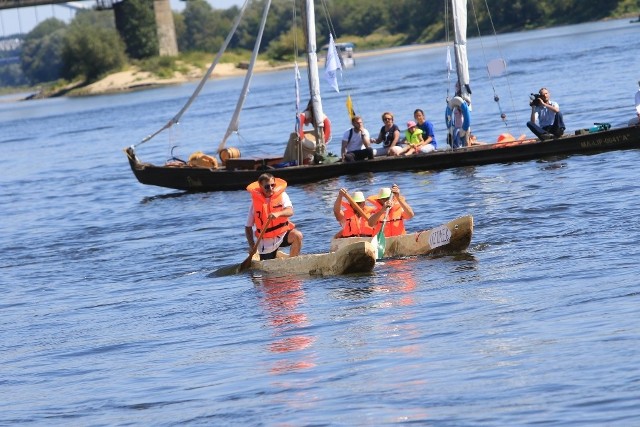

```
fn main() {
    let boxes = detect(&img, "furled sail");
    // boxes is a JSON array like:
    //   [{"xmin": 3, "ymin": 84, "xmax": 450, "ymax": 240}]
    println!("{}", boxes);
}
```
[
  {"xmin": 304, "ymin": 0, "xmax": 327, "ymax": 153},
  {"xmin": 218, "ymin": 0, "xmax": 272, "ymax": 152},
  {"xmin": 452, "ymin": 0, "xmax": 471, "ymax": 106}
]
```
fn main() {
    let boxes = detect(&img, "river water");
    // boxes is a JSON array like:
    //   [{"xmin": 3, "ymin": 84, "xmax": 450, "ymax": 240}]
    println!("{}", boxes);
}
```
[{"xmin": 1, "ymin": 18, "xmax": 639, "ymax": 425}]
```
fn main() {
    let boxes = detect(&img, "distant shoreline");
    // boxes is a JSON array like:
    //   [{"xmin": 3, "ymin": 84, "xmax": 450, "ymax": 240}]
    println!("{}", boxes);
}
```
[
  {"xmin": 16, "ymin": 41, "xmax": 449, "ymax": 99},
  {"xmin": 78, "ymin": 41, "xmax": 448, "ymax": 97}
]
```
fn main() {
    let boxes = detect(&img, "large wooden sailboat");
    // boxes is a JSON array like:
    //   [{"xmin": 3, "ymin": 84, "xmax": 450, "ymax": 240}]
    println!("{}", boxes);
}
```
[{"xmin": 125, "ymin": 0, "xmax": 640, "ymax": 193}]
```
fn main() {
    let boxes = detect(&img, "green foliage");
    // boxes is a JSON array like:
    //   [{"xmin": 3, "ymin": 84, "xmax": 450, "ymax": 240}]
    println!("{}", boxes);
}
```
[
  {"xmin": 61, "ymin": 11, "xmax": 127, "ymax": 82},
  {"xmin": 115, "ymin": 0, "xmax": 159, "ymax": 59},
  {"xmin": 0, "ymin": 63, "xmax": 28, "ymax": 87},
  {"xmin": 137, "ymin": 55, "xmax": 181, "ymax": 78},
  {"xmin": 23, "ymin": 18, "xmax": 66, "ymax": 42},
  {"xmin": 179, "ymin": 0, "xmax": 220, "ymax": 52},
  {"xmin": 265, "ymin": 27, "xmax": 304, "ymax": 61},
  {"xmin": 20, "ymin": 18, "xmax": 67, "ymax": 84}
]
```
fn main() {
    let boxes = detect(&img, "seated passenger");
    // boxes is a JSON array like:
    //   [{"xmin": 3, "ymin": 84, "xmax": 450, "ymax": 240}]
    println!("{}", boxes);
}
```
[
  {"xmin": 413, "ymin": 109, "xmax": 437, "ymax": 153},
  {"xmin": 399, "ymin": 121, "xmax": 425, "ymax": 156},
  {"xmin": 341, "ymin": 115, "xmax": 375, "ymax": 162},
  {"xmin": 371, "ymin": 112, "xmax": 403, "ymax": 156}
]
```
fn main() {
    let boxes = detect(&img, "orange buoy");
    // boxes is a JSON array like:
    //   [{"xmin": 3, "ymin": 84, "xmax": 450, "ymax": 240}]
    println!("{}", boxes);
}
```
[{"xmin": 219, "ymin": 147, "xmax": 241, "ymax": 164}]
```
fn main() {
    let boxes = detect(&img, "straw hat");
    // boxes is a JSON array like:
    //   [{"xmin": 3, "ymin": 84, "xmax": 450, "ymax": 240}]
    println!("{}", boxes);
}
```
[
  {"xmin": 352, "ymin": 191, "xmax": 365, "ymax": 203},
  {"xmin": 377, "ymin": 187, "xmax": 391, "ymax": 199}
]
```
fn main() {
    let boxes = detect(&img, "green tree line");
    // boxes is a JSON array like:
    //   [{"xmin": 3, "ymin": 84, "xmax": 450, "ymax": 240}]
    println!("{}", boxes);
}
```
[{"xmin": 1, "ymin": 0, "xmax": 637, "ymax": 88}]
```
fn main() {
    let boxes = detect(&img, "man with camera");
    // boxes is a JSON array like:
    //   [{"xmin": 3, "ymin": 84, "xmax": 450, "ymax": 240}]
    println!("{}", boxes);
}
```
[{"xmin": 526, "ymin": 88, "xmax": 565, "ymax": 140}]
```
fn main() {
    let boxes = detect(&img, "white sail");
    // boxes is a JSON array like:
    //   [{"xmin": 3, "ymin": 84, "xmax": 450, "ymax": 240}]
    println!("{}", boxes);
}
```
[
  {"xmin": 304, "ymin": 0, "xmax": 327, "ymax": 151},
  {"xmin": 452, "ymin": 0, "xmax": 471, "ymax": 107},
  {"xmin": 218, "ymin": 0, "xmax": 272, "ymax": 152}
]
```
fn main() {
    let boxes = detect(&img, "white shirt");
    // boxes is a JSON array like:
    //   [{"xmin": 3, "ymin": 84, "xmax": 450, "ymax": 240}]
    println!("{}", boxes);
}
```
[
  {"xmin": 534, "ymin": 101, "xmax": 560, "ymax": 127},
  {"xmin": 246, "ymin": 192, "xmax": 292, "ymax": 254},
  {"xmin": 635, "ymin": 89, "xmax": 640, "ymax": 115},
  {"xmin": 342, "ymin": 127, "xmax": 370, "ymax": 152}
]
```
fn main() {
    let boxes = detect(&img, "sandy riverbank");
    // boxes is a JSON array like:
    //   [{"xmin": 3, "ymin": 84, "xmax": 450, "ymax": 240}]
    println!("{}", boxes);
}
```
[{"xmin": 75, "ymin": 42, "xmax": 447, "ymax": 96}]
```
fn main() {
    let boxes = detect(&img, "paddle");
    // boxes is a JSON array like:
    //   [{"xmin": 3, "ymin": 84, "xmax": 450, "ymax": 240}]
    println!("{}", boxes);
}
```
[
  {"xmin": 372, "ymin": 194, "xmax": 394, "ymax": 259},
  {"xmin": 238, "ymin": 216, "xmax": 273, "ymax": 272}
]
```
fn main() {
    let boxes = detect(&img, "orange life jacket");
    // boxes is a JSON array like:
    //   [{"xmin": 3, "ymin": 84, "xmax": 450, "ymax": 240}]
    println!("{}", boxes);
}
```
[
  {"xmin": 246, "ymin": 178, "xmax": 295, "ymax": 238},
  {"xmin": 367, "ymin": 196, "xmax": 407, "ymax": 237},
  {"xmin": 339, "ymin": 202, "xmax": 375, "ymax": 237}
]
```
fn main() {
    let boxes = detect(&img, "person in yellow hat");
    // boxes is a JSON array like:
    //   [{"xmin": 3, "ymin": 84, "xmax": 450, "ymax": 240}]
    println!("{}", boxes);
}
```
[
  {"xmin": 333, "ymin": 188, "xmax": 376, "ymax": 238},
  {"xmin": 367, "ymin": 184, "xmax": 414, "ymax": 237}
]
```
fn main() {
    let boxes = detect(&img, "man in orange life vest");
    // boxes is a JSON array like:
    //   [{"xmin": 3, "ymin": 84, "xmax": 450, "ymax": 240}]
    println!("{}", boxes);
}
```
[
  {"xmin": 333, "ymin": 188, "xmax": 376, "ymax": 238},
  {"xmin": 245, "ymin": 173, "xmax": 303, "ymax": 260},
  {"xmin": 367, "ymin": 184, "xmax": 414, "ymax": 236}
]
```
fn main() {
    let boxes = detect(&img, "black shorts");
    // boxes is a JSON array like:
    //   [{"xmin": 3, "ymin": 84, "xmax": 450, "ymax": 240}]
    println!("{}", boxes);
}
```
[{"xmin": 259, "ymin": 230, "xmax": 292, "ymax": 260}]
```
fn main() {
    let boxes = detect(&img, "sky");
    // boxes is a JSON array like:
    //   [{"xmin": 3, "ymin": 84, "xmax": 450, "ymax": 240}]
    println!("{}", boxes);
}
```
[{"xmin": 0, "ymin": 0, "xmax": 244, "ymax": 37}]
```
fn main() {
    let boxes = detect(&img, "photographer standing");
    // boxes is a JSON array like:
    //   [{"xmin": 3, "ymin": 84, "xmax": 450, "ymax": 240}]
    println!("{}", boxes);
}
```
[{"xmin": 526, "ymin": 87, "xmax": 565, "ymax": 140}]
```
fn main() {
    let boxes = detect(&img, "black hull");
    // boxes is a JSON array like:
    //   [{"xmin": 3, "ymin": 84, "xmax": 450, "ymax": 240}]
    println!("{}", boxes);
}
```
[{"xmin": 126, "ymin": 125, "xmax": 640, "ymax": 192}]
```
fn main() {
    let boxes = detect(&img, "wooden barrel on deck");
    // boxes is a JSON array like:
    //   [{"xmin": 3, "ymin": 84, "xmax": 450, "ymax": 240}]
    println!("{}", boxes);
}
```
[{"xmin": 219, "ymin": 147, "xmax": 241, "ymax": 164}]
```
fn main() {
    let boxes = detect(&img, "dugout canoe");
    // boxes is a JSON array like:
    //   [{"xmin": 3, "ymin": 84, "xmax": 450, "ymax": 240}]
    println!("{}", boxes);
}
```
[
  {"xmin": 250, "ymin": 240, "xmax": 376, "ymax": 275},
  {"xmin": 330, "ymin": 215, "xmax": 473, "ymax": 258}
]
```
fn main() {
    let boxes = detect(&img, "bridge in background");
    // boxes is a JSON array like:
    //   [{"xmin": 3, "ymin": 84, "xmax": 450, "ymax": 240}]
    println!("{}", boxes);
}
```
[{"xmin": 0, "ymin": 0, "xmax": 177, "ymax": 56}]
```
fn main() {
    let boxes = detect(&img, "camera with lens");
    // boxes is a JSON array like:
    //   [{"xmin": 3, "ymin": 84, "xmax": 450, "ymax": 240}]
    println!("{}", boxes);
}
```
[{"xmin": 529, "ymin": 93, "xmax": 543, "ymax": 107}]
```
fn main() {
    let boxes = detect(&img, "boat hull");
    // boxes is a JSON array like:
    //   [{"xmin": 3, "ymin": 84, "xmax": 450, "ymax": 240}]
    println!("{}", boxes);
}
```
[
  {"xmin": 126, "ymin": 125, "xmax": 640, "ymax": 192},
  {"xmin": 250, "ymin": 241, "xmax": 376, "ymax": 275},
  {"xmin": 330, "ymin": 215, "xmax": 473, "ymax": 258}
]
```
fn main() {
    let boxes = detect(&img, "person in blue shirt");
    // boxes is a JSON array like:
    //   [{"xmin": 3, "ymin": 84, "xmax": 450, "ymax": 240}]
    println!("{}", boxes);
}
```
[
  {"xmin": 413, "ymin": 109, "xmax": 437, "ymax": 153},
  {"xmin": 526, "ymin": 87, "xmax": 565, "ymax": 140}
]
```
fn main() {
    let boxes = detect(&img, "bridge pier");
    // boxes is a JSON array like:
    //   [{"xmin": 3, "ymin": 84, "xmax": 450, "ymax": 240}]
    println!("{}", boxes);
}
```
[
  {"xmin": 153, "ymin": 0, "xmax": 177, "ymax": 56},
  {"xmin": 0, "ymin": 0, "xmax": 178, "ymax": 57}
]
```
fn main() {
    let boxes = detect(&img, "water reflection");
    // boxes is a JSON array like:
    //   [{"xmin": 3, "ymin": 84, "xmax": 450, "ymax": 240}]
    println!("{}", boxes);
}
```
[
  {"xmin": 331, "ymin": 259, "xmax": 419, "ymax": 307},
  {"xmin": 252, "ymin": 274, "xmax": 316, "ymax": 374}
]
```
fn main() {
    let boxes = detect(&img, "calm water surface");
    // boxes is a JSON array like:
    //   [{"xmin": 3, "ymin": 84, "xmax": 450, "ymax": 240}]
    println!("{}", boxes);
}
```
[{"xmin": 1, "ymin": 19, "xmax": 639, "ymax": 425}]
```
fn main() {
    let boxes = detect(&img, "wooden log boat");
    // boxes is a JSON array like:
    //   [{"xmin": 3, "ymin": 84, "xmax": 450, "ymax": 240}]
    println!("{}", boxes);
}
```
[
  {"xmin": 330, "ymin": 215, "xmax": 473, "ymax": 258},
  {"xmin": 250, "ymin": 240, "xmax": 376, "ymax": 275}
]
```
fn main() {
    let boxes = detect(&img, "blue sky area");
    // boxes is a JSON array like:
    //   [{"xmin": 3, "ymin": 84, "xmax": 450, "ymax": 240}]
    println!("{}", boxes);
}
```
[{"xmin": 0, "ymin": 0, "xmax": 243, "ymax": 37}]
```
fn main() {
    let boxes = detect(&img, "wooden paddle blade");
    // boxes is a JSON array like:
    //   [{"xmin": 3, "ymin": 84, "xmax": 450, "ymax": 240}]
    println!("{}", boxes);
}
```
[
  {"xmin": 238, "ymin": 257, "xmax": 252, "ymax": 272},
  {"xmin": 376, "ymin": 234, "xmax": 386, "ymax": 259}
]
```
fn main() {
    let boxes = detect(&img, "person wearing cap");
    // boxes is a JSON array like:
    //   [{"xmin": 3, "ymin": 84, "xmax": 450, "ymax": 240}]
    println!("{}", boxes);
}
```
[
  {"xmin": 629, "ymin": 80, "xmax": 640, "ymax": 126},
  {"xmin": 333, "ymin": 188, "xmax": 375, "ymax": 238},
  {"xmin": 367, "ymin": 184, "xmax": 414, "ymax": 237},
  {"xmin": 245, "ymin": 173, "xmax": 303, "ymax": 260},
  {"xmin": 341, "ymin": 115, "xmax": 375, "ymax": 162},
  {"xmin": 413, "ymin": 109, "xmax": 437, "ymax": 153},
  {"xmin": 399, "ymin": 120, "xmax": 425, "ymax": 156}
]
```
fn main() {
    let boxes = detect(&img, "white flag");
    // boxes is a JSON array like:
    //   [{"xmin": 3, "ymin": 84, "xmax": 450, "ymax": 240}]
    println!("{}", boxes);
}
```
[{"xmin": 325, "ymin": 34, "xmax": 342, "ymax": 92}]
